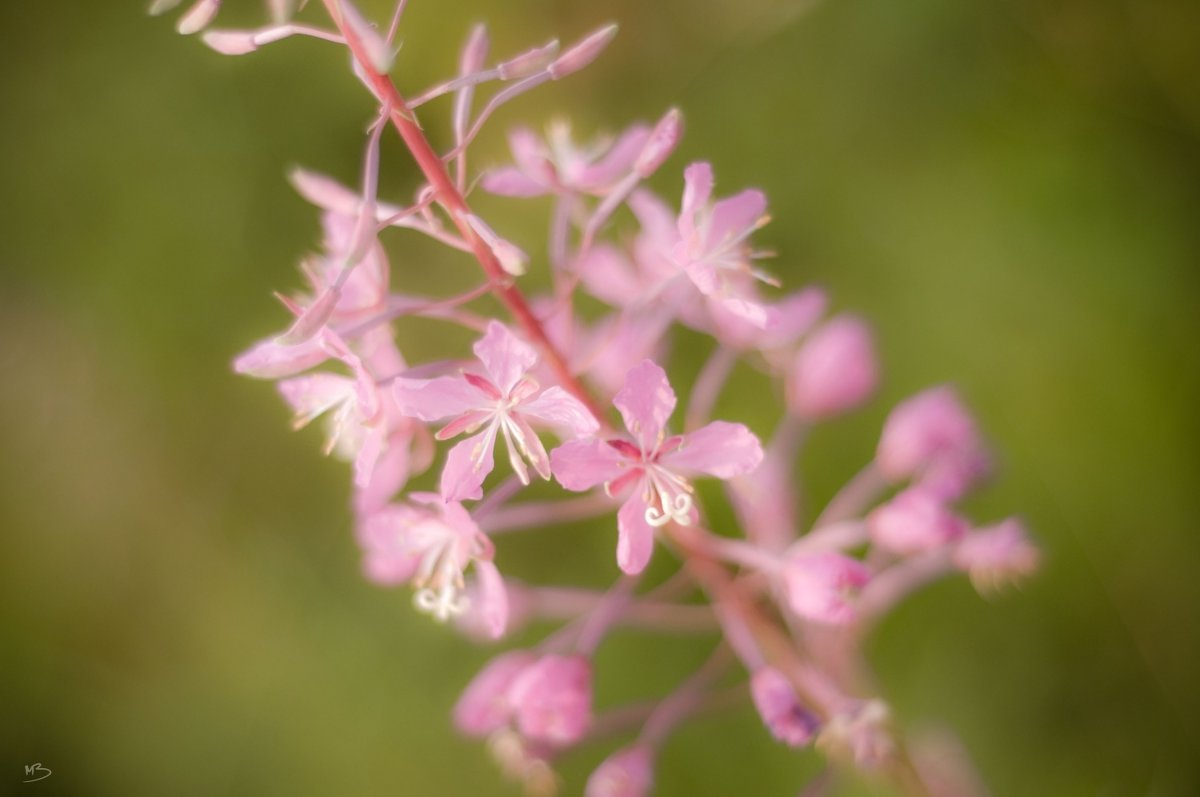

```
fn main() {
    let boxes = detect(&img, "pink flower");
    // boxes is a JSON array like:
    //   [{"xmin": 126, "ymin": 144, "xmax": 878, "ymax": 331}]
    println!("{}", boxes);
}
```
[
  {"xmin": 953, "ymin": 518, "xmax": 1039, "ymax": 593},
  {"xmin": 506, "ymin": 654, "xmax": 593, "ymax": 746},
  {"xmin": 482, "ymin": 121, "xmax": 652, "ymax": 198},
  {"xmin": 276, "ymin": 332, "xmax": 385, "ymax": 484},
  {"xmin": 394, "ymin": 321, "xmax": 599, "ymax": 502},
  {"xmin": 454, "ymin": 650, "xmax": 537, "ymax": 736},
  {"xmin": 868, "ymin": 488, "xmax": 967, "ymax": 555},
  {"xmin": 782, "ymin": 552, "xmax": 871, "ymax": 624},
  {"xmin": 585, "ymin": 745, "xmax": 655, "ymax": 797},
  {"xmin": 877, "ymin": 386, "xmax": 990, "ymax": 500},
  {"xmin": 552, "ymin": 360, "xmax": 763, "ymax": 574},
  {"xmin": 626, "ymin": 162, "xmax": 776, "ymax": 327},
  {"xmin": 787, "ymin": 315, "xmax": 879, "ymax": 421},
  {"xmin": 750, "ymin": 667, "xmax": 820, "ymax": 747},
  {"xmin": 361, "ymin": 495, "xmax": 507, "ymax": 636}
]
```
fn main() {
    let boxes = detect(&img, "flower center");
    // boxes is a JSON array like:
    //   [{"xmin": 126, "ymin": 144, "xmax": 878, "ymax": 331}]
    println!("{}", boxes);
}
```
[{"xmin": 643, "ymin": 464, "xmax": 695, "ymax": 527}]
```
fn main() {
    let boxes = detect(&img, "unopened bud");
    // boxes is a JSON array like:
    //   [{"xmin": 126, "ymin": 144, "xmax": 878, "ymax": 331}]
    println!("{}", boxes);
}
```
[
  {"xmin": 548, "ymin": 24, "xmax": 617, "ymax": 79},
  {"xmin": 460, "ymin": 23, "xmax": 491, "ymax": 73},
  {"xmin": 497, "ymin": 39, "xmax": 560, "ymax": 80},
  {"xmin": 201, "ymin": 29, "xmax": 259, "ymax": 55},
  {"xmin": 634, "ymin": 107, "xmax": 683, "ymax": 177}
]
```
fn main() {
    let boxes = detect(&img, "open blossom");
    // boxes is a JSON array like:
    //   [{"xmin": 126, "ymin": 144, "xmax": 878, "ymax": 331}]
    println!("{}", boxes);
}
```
[
  {"xmin": 552, "ymin": 360, "xmax": 763, "ymax": 574},
  {"xmin": 482, "ymin": 121, "xmax": 651, "ymax": 197},
  {"xmin": 750, "ymin": 667, "xmax": 821, "ymax": 747},
  {"xmin": 359, "ymin": 494, "xmax": 507, "ymax": 636},
  {"xmin": 628, "ymin": 162, "xmax": 776, "ymax": 327},
  {"xmin": 877, "ymin": 386, "xmax": 990, "ymax": 500},
  {"xmin": 394, "ymin": 321, "xmax": 598, "ymax": 502},
  {"xmin": 783, "ymin": 551, "xmax": 871, "ymax": 624}
]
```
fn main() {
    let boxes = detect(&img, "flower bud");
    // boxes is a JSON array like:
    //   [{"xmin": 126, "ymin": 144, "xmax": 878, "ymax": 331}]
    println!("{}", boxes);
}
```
[
  {"xmin": 633, "ymin": 108, "xmax": 682, "ymax": 178},
  {"xmin": 953, "ymin": 517, "xmax": 1039, "ymax": 593},
  {"xmin": 506, "ymin": 654, "xmax": 593, "ymax": 746},
  {"xmin": 585, "ymin": 745, "xmax": 654, "ymax": 797},
  {"xmin": 787, "ymin": 315, "xmax": 878, "ymax": 421},
  {"xmin": 549, "ymin": 24, "xmax": 618, "ymax": 79},
  {"xmin": 201, "ymin": 29, "xmax": 259, "ymax": 55},
  {"xmin": 498, "ymin": 40, "xmax": 560, "ymax": 80},
  {"xmin": 782, "ymin": 552, "xmax": 870, "ymax": 625},
  {"xmin": 876, "ymin": 386, "xmax": 989, "ymax": 500},
  {"xmin": 453, "ymin": 651, "xmax": 537, "ymax": 736},
  {"xmin": 750, "ymin": 667, "xmax": 820, "ymax": 747},
  {"xmin": 868, "ymin": 488, "xmax": 967, "ymax": 555}
]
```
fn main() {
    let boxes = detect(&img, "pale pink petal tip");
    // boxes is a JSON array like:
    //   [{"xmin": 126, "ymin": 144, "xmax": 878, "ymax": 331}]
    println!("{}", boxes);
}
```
[
  {"xmin": 868, "ymin": 488, "xmax": 967, "ymax": 555},
  {"xmin": 954, "ymin": 518, "xmax": 1039, "ymax": 592},
  {"xmin": 176, "ymin": 0, "xmax": 220, "ymax": 35},
  {"xmin": 788, "ymin": 315, "xmax": 879, "ymax": 421},
  {"xmin": 463, "ymin": 214, "xmax": 528, "ymax": 276},
  {"xmin": 783, "ymin": 552, "xmax": 870, "ymax": 624},
  {"xmin": 506, "ymin": 654, "xmax": 593, "ymax": 746},
  {"xmin": 338, "ymin": 0, "xmax": 394, "ymax": 73},
  {"xmin": 750, "ymin": 667, "xmax": 820, "ymax": 747},
  {"xmin": 585, "ymin": 745, "xmax": 655, "ymax": 797},
  {"xmin": 149, "ymin": 0, "xmax": 183, "ymax": 16},
  {"xmin": 201, "ymin": 29, "xmax": 259, "ymax": 55},
  {"xmin": 453, "ymin": 651, "xmax": 536, "ymax": 737}
]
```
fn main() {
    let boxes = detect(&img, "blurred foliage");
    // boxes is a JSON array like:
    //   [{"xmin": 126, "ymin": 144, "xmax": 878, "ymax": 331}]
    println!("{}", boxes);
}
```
[{"xmin": 1, "ymin": 1, "xmax": 1197, "ymax": 795}]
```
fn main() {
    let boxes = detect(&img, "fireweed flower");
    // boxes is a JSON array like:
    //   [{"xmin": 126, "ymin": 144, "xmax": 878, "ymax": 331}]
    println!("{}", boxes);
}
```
[
  {"xmin": 552, "ymin": 360, "xmax": 763, "ymax": 574},
  {"xmin": 360, "ymin": 493, "xmax": 507, "ymax": 635},
  {"xmin": 393, "ymin": 321, "xmax": 598, "ymax": 502},
  {"xmin": 482, "ymin": 121, "xmax": 651, "ymax": 198},
  {"xmin": 180, "ymin": 2, "xmax": 1037, "ymax": 792}
]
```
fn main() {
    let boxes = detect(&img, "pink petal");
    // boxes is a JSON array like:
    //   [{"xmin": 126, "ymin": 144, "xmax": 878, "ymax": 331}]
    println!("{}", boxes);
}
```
[
  {"xmin": 521, "ymin": 386, "xmax": 599, "ymax": 438},
  {"xmin": 550, "ymin": 439, "xmax": 626, "ymax": 491},
  {"xmin": 577, "ymin": 244, "xmax": 645, "ymax": 308},
  {"xmin": 474, "ymin": 321, "xmax": 538, "ymax": 395},
  {"xmin": 440, "ymin": 427, "xmax": 497, "ymax": 502},
  {"xmin": 613, "ymin": 360, "xmax": 676, "ymax": 451},
  {"xmin": 393, "ymin": 376, "xmax": 486, "ymax": 422},
  {"xmin": 277, "ymin": 373, "xmax": 352, "ymax": 426},
  {"xmin": 233, "ymin": 335, "xmax": 330, "ymax": 379},
  {"xmin": 352, "ymin": 423, "xmax": 387, "ymax": 488},
  {"xmin": 472, "ymin": 560, "xmax": 509, "ymax": 639},
  {"xmin": 353, "ymin": 440, "xmax": 412, "ymax": 514},
  {"xmin": 579, "ymin": 124, "xmax": 651, "ymax": 190},
  {"xmin": 708, "ymin": 189, "xmax": 766, "ymax": 250},
  {"xmin": 508, "ymin": 127, "xmax": 550, "ymax": 180},
  {"xmin": 616, "ymin": 494, "xmax": 655, "ymax": 574},
  {"xmin": 868, "ymin": 488, "xmax": 967, "ymax": 555},
  {"xmin": 680, "ymin": 162, "xmax": 714, "ymax": 241},
  {"xmin": 507, "ymin": 654, "xmax": 594, "ymax": 745},
  {"xmin": 662, "ymin": 421, "xmax": 763, "ymax": 479},
  {"xmin": 628, "ymin": 189, "xmax": 678, "ymax": 247},
  {"xmin": 481, "ymin": 166, "xmax": 548, "ymax": 198}
]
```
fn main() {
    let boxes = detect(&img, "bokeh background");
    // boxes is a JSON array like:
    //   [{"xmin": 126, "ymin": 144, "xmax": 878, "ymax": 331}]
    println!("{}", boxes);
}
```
[{"xmin": 2, "ymin": 1, "xmax": 1198, "ymax": 794}]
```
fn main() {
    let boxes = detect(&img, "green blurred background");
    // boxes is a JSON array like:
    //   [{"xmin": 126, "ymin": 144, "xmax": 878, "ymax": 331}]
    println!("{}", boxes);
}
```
[{"xmin": 2, "ymin": 0, "xmax": 1198, "ymax": 794}]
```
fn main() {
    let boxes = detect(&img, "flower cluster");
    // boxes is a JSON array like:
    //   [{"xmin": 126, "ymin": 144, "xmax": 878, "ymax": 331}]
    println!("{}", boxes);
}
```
[{"xmin": 161, "ymin": 1, "xmax": 1038, "ymax": 793}]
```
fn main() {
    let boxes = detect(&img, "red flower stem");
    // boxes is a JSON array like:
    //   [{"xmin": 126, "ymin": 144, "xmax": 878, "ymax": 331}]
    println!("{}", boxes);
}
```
[{"xmin": 321, "ymin": 0, "xmax": 607, "ymax": 424}]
